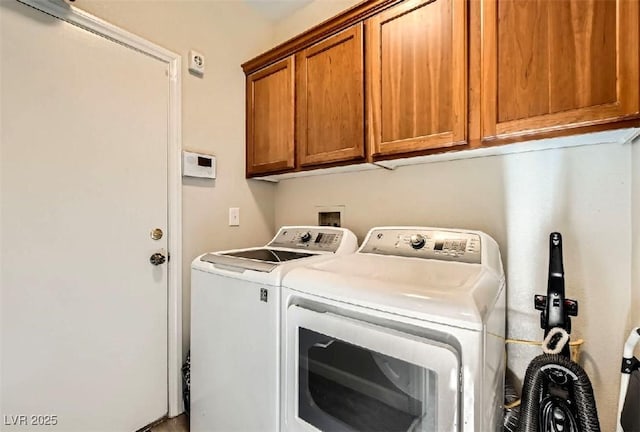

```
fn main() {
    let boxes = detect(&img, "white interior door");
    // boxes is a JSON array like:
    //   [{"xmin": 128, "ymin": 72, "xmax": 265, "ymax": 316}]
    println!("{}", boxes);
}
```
[{"xmin": 1, "ymin": 2, "xmax": 169, "ymax": 431}]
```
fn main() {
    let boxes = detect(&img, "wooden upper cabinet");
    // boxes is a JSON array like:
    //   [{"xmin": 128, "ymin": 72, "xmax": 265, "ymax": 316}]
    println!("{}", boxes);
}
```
[
  {"xmin": 366, "ymin": 0, "xmax": 467, "ymax": 158},
  {"xmin": 296, "ymin": 24, "xmax": 365, "ymax": 167},
  {"xmin": 244, "ymin": 0, "xmax": 640, "ymax": 177},
  {"xmin": 246, "ymin": 57, "xmax": 295, "ymax": 176},
  {"xmin": 479, "ymin": 0, "xmax": 640, "ymax": 140}
]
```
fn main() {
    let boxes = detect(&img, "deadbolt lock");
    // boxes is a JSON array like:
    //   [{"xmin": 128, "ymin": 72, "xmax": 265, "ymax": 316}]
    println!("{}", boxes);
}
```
[{"xmin": 150, "ymin": 228, "xmax": 163, "ymax": 240}]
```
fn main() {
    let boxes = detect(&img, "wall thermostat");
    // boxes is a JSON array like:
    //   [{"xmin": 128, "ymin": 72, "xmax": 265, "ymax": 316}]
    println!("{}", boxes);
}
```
[{"xmin": 183, "ymin": 151, "xmax": 216, "ymax": 179}]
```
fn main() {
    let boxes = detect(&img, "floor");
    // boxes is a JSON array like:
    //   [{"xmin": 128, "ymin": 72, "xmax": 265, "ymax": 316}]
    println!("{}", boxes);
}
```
[{"xmin": 146, "ymin": 414, "xmax": 189, "ymax": 432}]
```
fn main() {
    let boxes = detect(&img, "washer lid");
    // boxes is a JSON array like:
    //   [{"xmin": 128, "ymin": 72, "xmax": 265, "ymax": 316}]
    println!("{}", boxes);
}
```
[
  {"xmin": 199, "ymin": 253, "xmax": 278, "ymax": 273},
  {"xmin": 221, "ymin": 248, "xmax": 314, "ymax": 262},
  {"xmin": 282, "ymin": 253, "xmax": 503, "ymax": 330},
  {"xmin": 194, "ymin": 226, "xmax": 358, "ymax": 274},
  {"xmin": 200, "ymin": 249, "xmax": 315, "ymax": 273}
]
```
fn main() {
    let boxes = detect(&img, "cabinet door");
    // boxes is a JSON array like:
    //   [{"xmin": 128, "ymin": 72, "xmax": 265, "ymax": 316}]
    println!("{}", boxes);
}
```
[
  {"xmin": 296, "ymin": 24, "xmax": 365, "ymax": 167},
  {"xmin": 246, "ymin": 57, "xmax": 295, "ymax": 176},
  {"xmin": 480, "ymin": 0, "xmax": 639, "ymax": 140},
  {"xmin": 366, "ymin": 0, "xmax": 467, "ymax": 157}
]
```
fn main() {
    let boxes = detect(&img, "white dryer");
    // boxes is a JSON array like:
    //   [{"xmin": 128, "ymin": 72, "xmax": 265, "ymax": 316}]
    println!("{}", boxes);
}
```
[
  {"xmin": 190, "ymin": 226, "xmax": 358, "ymax": 432},
  {"xmin": 280, "ymin": 227, "xmax": 506, "ymax": 432}
]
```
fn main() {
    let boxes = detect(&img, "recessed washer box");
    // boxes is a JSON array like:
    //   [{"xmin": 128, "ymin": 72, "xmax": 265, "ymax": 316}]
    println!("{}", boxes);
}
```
[
  {"xmin": 183, "ymin": 151, "xmax": 215, "ymax": 179},
  {"xmin": 316, "ymin": 205, "xmax": 345, "ymax": 227}
]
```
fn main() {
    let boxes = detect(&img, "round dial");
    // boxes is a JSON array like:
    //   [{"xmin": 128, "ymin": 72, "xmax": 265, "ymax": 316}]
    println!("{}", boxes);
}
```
[
  {"xmin": 300, "ymin": 231, "xmax": 312, "ymax": 242},
  {"xmin": 410, "ymin": 234, "xmax": 426, "ymax": 249}
]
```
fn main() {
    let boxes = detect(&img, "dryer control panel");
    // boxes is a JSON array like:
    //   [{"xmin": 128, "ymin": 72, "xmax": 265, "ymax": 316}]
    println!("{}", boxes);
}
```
[
  {"xmin": 360, "ymin": 228, "xmax": 482, "ymax": 264},
  {"xmin": 268, "ymin": 227, "xmax": 345, "ymax": 252}
]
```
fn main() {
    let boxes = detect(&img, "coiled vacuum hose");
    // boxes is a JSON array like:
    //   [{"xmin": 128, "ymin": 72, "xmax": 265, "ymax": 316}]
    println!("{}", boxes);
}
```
[{"xmin": 517, "ymin": 354, "xmax": 600, "ymax": 432}]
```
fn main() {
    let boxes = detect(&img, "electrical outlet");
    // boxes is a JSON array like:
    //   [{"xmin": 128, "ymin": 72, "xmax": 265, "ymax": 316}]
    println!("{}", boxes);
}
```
[
  {"xmin": 229, "ymin": 207, "xmax": 240, "ymax": 226},
  {"xmin": 188, "ymin": 50, "xmax": 205, "ymax": 75}
]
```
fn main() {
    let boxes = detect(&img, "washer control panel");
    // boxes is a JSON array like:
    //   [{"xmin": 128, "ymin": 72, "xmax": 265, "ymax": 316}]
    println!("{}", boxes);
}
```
[
  {"xmin": 269, "ymin": 227, "xmax": 344, "ymax": 252},
  {"xmin": 360, "ymin": 228, "xmax": 482, "ymax": 264}
]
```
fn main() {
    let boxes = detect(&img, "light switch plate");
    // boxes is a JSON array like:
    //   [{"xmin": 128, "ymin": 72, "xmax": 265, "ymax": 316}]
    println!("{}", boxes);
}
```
[{"xmin": 229, "ymin": 207, "xmax": 240, "ymax": 226}]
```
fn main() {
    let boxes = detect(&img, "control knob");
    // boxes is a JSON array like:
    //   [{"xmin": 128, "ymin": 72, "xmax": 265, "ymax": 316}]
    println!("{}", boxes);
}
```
[
  {"xmin": 410, "ymin": 234, "xmax": 426, "ymax": 250},
  {"xmin": 300, "ymin": 231, "xmax": 312, "ymax": 242}
]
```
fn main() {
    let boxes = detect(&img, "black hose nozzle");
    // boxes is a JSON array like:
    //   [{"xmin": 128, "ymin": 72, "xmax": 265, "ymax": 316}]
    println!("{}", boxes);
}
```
[{"xmin": 534, "ymin": 232, "xmax": 578, "ymax": 359}]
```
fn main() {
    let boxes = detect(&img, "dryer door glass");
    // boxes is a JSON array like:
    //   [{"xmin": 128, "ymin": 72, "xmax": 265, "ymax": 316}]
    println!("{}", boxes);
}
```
[
  {"xmin": 287, "ymin": 306, "xmax": 459, "ymax": 432},
  {"xmin": 299, "ymin": 328, "xmax": 436, "ymax": 432}
]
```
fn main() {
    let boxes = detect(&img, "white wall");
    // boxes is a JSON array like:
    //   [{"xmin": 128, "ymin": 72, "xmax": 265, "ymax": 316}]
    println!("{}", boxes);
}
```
[{"xmin": 71, "ymin": 0, "xmax": 278, "ymax": 357}]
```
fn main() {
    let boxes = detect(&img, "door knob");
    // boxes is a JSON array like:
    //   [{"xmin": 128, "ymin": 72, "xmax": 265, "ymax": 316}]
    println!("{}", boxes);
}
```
[{"xmin": 150, "ymin": 252, "xmax": 166, "ymax": 266}]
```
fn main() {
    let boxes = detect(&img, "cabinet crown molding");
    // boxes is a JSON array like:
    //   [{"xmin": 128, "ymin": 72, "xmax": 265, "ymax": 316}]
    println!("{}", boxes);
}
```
[{"xmin": 241, "ymin": 0, "xmax": 404, "ymax": 75}]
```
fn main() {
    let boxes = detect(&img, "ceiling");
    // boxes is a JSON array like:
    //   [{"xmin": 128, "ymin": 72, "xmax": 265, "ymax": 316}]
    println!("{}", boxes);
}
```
[{"xmin": 243, "ymin": 0, "xmax": 313, "ymax": 22}]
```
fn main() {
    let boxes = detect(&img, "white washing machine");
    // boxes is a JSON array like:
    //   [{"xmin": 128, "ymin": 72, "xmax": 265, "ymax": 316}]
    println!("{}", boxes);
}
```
[
  {"xmin": 190, "ymin": 226, "xmax": 358, "ymax": 432},
  {"xmin": 280, "ymin": 227, "xmax": 506, "ymax": 432}
]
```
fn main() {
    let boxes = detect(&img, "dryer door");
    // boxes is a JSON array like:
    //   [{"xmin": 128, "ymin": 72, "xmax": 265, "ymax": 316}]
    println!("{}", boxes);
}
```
[{"xmin": 284, "ymin": 305, "xmax": 460, "ymax": 432}]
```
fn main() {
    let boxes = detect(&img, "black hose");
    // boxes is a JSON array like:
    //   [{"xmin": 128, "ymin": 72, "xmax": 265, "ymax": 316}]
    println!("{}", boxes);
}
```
[
  {"xmin": 182, "ymin": 350, "xmax": 190, "ymax": 415},
  {"xmin": 517, "ymin": 354, "xmax": 600, "ymax": 432}
]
